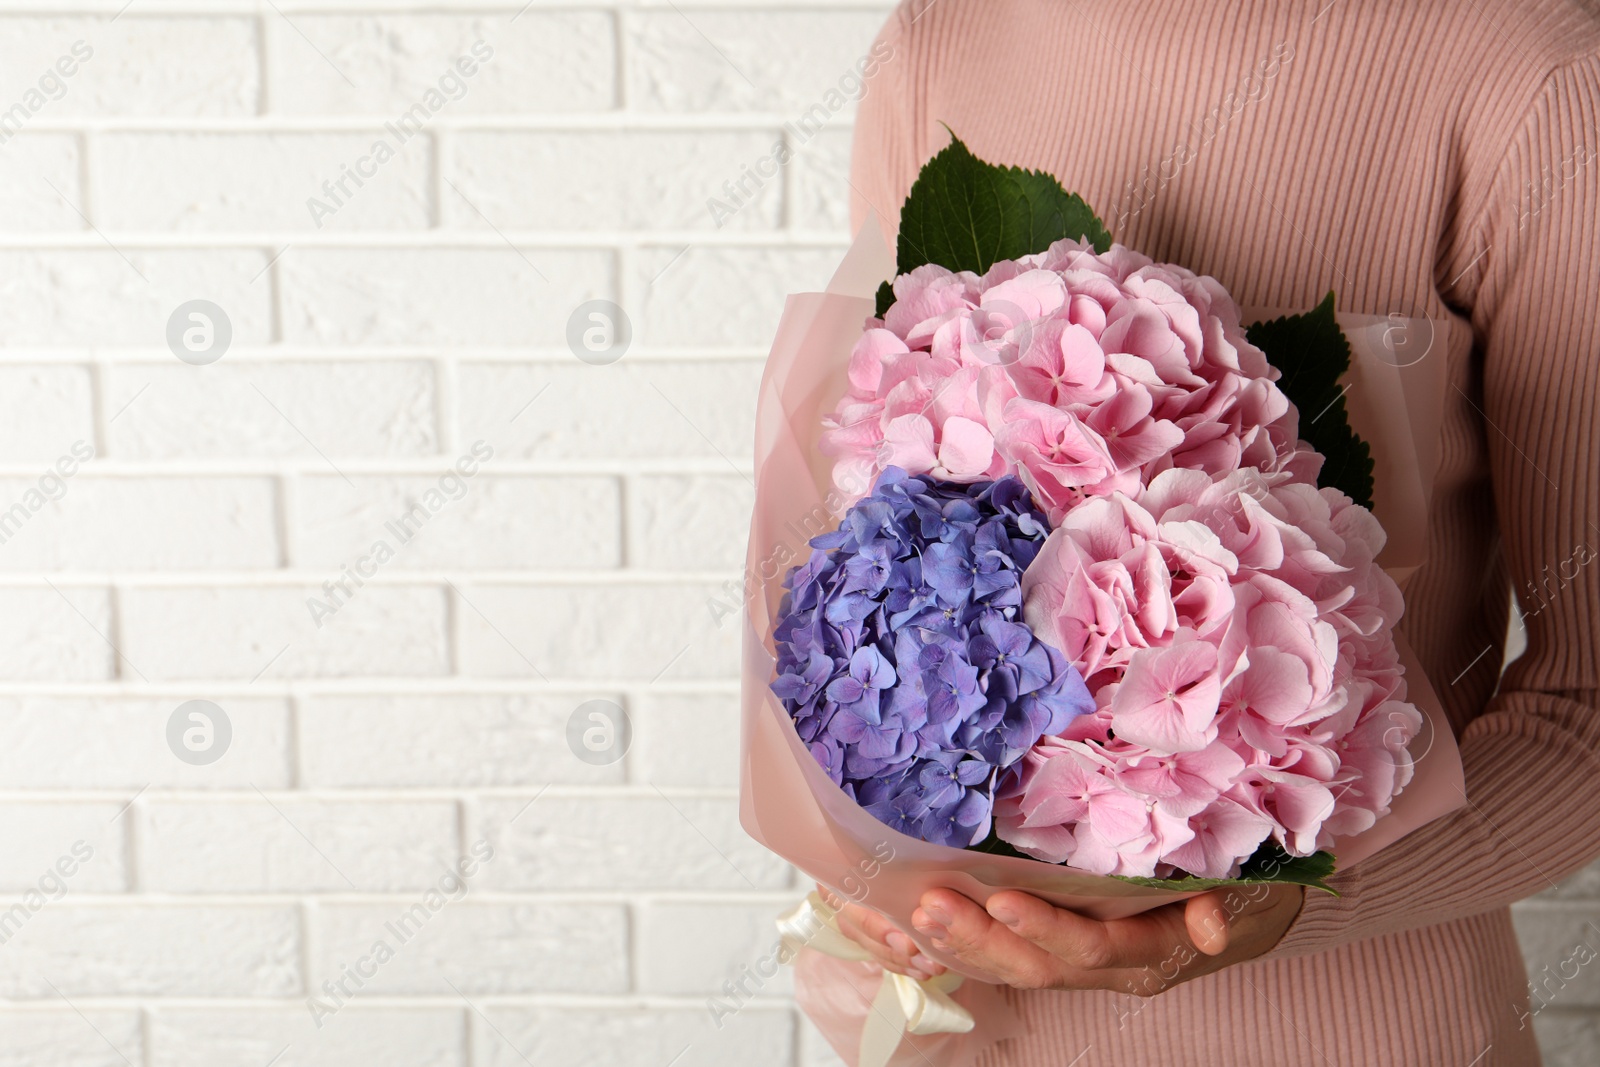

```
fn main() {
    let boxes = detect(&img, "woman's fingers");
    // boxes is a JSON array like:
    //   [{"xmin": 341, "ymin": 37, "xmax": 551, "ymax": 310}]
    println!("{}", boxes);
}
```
[
  {"xmin": 867, "ymin": 917, "xmax": 946, "ymax": 978},
  {"xmin": 915, "ymin": 889, "xmax": 1063, "ymax": 990},
  {"xmin": 983, "ymin": 890, "xmax": 1125, "ymax": 970},
  {"xmin": 908, "ymin": 884, "xmax": 1305, "ymax": 995},
  {"xmin": 921, "ymin": 887, "xmax": 1225, "ymax": 993},
  {"xmin": 831, "ymin": 900, "xmax": 944, "ymax": 979},
  {"xmin": 833, "ymin": 906, "xmax": 911, "ymax": 971},
  {"xmin": 1184, "ymin": 889, "xmax": 1231, "ymax": 956},
  {"xmin": 814, "ymin": 883, "xmax": 947, "ymax": 980}
]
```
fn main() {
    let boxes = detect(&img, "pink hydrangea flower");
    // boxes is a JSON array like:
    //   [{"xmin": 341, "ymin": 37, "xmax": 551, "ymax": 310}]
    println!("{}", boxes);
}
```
[
  {"xmin": 996, "ymin": 467, "xmax": 1421, "ymax": 878},
  {"xmin": 822, "ymin": 239, "xmax": 1298, "ymax": 523}
]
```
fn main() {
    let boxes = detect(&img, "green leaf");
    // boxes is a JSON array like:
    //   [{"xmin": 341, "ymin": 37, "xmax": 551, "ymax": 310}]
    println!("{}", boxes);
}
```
[
  {"xmin": 896, "ymin": 133, "xmax": 1111, "ymax": 279},
  {"xmin": 875, "ymin": 280, "xmax": 896, "ymax": 320},
  {"xmin": 1112, "ymin": 845, "xmax": 1338, "ymax": 895},
  {"xmin": 1245, "ymin": 293, "xmax": 1375, "ymax": 509},
  {"xmin": 967, "ymin": 831, "xmax": 1035, "ymax": 862},
  {"xmin": 968, "ymin": 834, "xmax": 1337, "ymax": 894}
]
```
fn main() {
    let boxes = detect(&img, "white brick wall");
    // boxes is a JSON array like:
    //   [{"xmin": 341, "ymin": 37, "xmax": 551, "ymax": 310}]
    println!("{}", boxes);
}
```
[{"xmin": 0, "ymin": 4, "xmax": 1593, "ymax": 1066}]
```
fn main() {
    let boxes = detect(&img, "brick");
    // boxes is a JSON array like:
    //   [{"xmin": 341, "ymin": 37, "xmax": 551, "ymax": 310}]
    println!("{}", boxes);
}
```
[
  {"xmin": 0, "ymin": 250, "xmax": 272, "ymax": 347},
  {"xmin": 118, "ymin": 585, "xmax": 450, "ymax": 680},
  {"xmin": 474, "ymin": 795, "xmax": 790, "ymax": 891},
  {"xmin": 457, "ymin": 360, "xmax": 762, "ymax": 462},
  {"xmin": 0, "ymin": 586, "xmax": 113, "ymax": 681},
  {"xmin": 311, "ymin": 901, "xmax": 627, "ymax": 995},
  {"xmin": 0, "ymin": 133, "xmax": 82, "ymax": 231},
  {"xmin": 632, "ymin": 244, "xmax": 845, "ymax": 346},
  {"xmin": 0, "ymin": 476, "xmax": 279, "ymax": 571},
  {"xmin": 96, "ymin": 132, "xmax": 433, "ymax": 232},
  {"xmin": 0, "ymin": 1009, "xmax": 142, "ymax": 1067},
  {"xmin": 626, "ymin": 11, "xmax": 888, "ymax": 113},
  {"xmin": 1512, "ymin": 901, "xmax": 1600, "ymax": 1008},
  {"xmin": 633, "ymin": 691, "xmax": 741, "ymax": 789},
  {"xmin": 790, "ymin": 126, "xmax": 855, "ymax": 233},
  {"xmin": 0, "ymin": 696, "xmax": 292, "ymax": 789},
  {"xmin": 105, "ymin": 360, "xmax": 438, "ymax": 461},
  {"xmin": 477, "ymin": 1006, "xmax": 793, "ymax": 1067},
  {"xmin": 266, "ymin": 12, "xmax": 615, "ymax": 115},
  {"xmin": 0, "ymin": 904, "xmax": 299, "ymax": 996},
  {"xmin": 449, "ymin": 130, "xmax": 783, "ymax": 232},
  {"xmin": 0, "ymin": 365, "xmax": 94, "ymax": 460},
  {"xmin": 1533, "ymin": 1009, "xmax": 1600, "ymax": 1067},
  {"xmin": 453, "ymin": 581, "xmax": 738, "ymax": 681},
  {"xmin": 295, "ymin": 473, "xmax": 621, "ymax": 571},
  {"xmin": 279, "ymin": 249, "xmax": 610, "ymax": 347},
  {"xmin": 801, "ymin": 1017, "xmax": 851, "ymax": 1067},
  {"xmin": 149, "ymin": 1008, "xmax": 465, "ymax": 1067},
  {"xmin": 0, "ymin": 17, "xmax": 258, "ymax": 117},
  {"xmin": 637, "ymin": 900, "xmax": 794, "ymax": 996},
  {"xmin": 1538, "ymin": 858, "xmax": 1600, "ymax": 902},
  {"xmin": 299, "ymin": 692, "xmax": 626, "ymax": 787},
  {"xmin": 141, "ymin": 799, "xmax": 459, "ymax": 893},
  {"xmin": 0, "ymin": 803, "xmax": 125, "ymax": 893},
  {"xmin": 631, "ymin": 473, "xmax": 753, "ymax": 571}
]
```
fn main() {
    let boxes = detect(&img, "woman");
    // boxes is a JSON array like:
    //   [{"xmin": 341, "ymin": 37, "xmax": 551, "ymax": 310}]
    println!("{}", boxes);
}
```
[{"xmin": 827, "ymin": 0, "xmax": 1600, "ymax": 1063}]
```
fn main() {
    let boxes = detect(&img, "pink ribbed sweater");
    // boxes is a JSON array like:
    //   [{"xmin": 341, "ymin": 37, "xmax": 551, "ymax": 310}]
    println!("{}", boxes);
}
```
[{"xmin": 848, "ymin": 1, "xmax": 1600, "ymax": 1063}]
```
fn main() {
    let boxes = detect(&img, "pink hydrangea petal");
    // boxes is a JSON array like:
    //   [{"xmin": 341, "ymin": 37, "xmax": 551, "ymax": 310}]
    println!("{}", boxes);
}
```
[
  {"xmin": 1161, "ymin": 798, "xmax": 1273, "ymax": 878},
  {"xmin": 1088, "ymin": 788, "xmax": 1153, "ymax": 846},
  {"xmin": 846, "ymin": 328, "xmax": 910, "ymax": 393},
  {"xmin": 1110, "ymin": 642, "xmax": 1222, "ymax": 754},
  {"xmin": 936, "ymin": 415, "xmax": 996, "ymax": 479},
  {"xmin": 879, "ymin": 413, "xmax": 937, "ymax": 473},
  {"xmin": 1224, "ymin": 646, "xmax": 1315, "ymax": 724},
  {"xmin": 982, "ymin": 268, "xmax": 1068, "ymax": 320}
]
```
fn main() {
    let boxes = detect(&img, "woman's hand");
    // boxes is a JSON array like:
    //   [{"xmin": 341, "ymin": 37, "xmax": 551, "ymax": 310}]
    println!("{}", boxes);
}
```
[
  {"xmin": 910, "ymin": 883, "xmax": 1304, "ymax": 995},
  {"xmin": 817, "ymin": 883, "xmax": 948, "ymax": 982}
]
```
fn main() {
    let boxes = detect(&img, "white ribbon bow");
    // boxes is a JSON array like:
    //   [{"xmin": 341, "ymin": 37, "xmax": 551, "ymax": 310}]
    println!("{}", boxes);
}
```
[{"xmin": 777, "ymin": 893, "xmax": 975, "ymax": 1067}]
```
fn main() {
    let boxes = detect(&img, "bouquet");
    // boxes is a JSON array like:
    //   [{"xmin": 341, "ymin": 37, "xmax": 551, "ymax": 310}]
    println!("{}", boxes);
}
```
[{"xmin": 741, "ymin": 137, "xmax": 1464, "ymax": 1067}]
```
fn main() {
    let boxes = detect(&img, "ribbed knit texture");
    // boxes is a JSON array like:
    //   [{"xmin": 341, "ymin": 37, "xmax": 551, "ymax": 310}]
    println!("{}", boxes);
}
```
[{"xmin": 849, "ymin": 1, "xmax": 1600, "ymax": 1063}]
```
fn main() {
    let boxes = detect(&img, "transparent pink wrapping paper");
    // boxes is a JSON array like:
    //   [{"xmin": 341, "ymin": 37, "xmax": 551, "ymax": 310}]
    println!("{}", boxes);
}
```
[{"xmin": 739, "ymin": 223, "xmax": 1467, "ymax": 1067}]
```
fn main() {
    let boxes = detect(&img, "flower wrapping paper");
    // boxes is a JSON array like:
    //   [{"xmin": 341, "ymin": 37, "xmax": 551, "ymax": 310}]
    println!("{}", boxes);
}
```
[{"xmin": 739, "ymin": 221, "xmax": 1467, "ymax": 1067}]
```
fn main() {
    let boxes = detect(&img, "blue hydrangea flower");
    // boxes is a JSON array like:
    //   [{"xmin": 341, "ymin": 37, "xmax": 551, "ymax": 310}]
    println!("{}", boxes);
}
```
[{"xmin": 770, "ymin": 468, "xmax": 1094, "ymax": 849}]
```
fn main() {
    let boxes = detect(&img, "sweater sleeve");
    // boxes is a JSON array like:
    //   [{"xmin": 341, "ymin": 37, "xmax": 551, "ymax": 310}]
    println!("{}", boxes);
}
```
[
  {"xmin": 1270, "ymin": 52, "xmax": 1600, "ymax": 957},
  {"xmin": 848, "ymin": 1, "xmax": 921, "ymax": 248}
]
